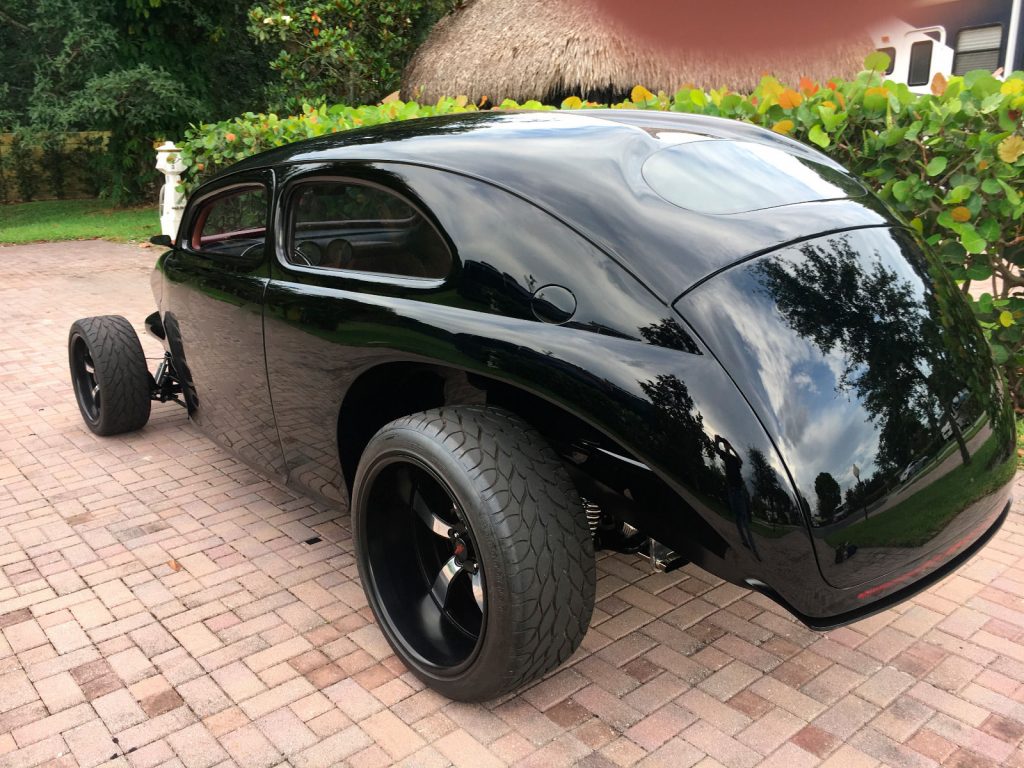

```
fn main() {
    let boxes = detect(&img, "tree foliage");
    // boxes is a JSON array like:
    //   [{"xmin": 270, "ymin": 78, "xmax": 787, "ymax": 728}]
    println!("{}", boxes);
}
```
[
  {"xmin": 814, "ymin": 472, "xmax": 842, "ymax": 524},
  {"xmin": 2, "ymin": 0, "xmax": 457, "ymax": 200},
  {"xmin": 1, "ymin": 0, "xmax": 268, "ymax": 201},
  {"xmin": 247, "ymin": 0, "xmax": 459, "ymax": 110},
  {"xmin": 755, "ymin": 233, "xmax": 989, "ymax": 476}
]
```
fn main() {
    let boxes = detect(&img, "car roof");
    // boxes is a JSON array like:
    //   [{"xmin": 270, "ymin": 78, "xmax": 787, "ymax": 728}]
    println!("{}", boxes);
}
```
[{"xmin": 217, "ymin": 110, "xmax": 891, "ymax": 301}]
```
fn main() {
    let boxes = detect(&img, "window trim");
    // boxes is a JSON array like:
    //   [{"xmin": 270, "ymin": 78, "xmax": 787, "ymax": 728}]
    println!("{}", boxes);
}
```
[
  {"xmin": 184, "ymin": 181, "xmax": 270, "ymax": 258},
  {"xmin": 276, "ymin": 174, "xmax": 453, "ymax": 287}
]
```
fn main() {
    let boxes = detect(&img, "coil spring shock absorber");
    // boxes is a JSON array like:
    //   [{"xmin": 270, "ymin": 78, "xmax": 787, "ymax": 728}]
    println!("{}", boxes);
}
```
[{"xmin": 582, "ymin": 498, "xmax": 601, "ymax": 536}]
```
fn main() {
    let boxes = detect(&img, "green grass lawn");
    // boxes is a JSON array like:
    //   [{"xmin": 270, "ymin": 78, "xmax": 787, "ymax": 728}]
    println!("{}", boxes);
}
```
[
  {"xmin": 0, "ymin": 199, "xmax": 160, "ymax": 244},
  {"xmin": 825, "ymin": 429, "xmax": 1017, "ymax": 550}
]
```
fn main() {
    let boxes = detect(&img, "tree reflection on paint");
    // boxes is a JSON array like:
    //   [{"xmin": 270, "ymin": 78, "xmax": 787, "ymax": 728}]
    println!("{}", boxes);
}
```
[{"xmin": 755, "ymin": 233, "xmax": 985, "ymax": 474}]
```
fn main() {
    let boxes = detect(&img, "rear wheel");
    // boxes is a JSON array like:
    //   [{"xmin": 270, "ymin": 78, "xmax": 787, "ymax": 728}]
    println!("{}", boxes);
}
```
[
  {"xmin": 352, "ymin": 406, "xmax": 595, "ymax": 701},
  {"xmin": 68, "ymin": 315, "xmax": 151, "ymax": 436}
]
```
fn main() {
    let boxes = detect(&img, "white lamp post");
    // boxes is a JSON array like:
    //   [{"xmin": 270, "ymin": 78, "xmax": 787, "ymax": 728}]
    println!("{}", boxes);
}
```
[{"xmin": 155, "ymin": 141, "xmax": 187, "ymax": 240}]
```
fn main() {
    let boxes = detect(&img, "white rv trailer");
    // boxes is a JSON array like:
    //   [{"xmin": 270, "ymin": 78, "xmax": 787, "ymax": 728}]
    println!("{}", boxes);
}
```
[{"xmin": 871, "ymin": 0, "xmax": 1021, "ymax": 91}]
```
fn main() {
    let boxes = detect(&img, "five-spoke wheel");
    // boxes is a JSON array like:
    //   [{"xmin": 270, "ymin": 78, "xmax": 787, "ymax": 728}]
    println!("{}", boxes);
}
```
[
  {"xmin": 360, "ymin": 460, "xmax": 487, "ymax": 671},
  {"xmin": 352, "ymin": 405, "xmax": 595, "ymax": 701}
]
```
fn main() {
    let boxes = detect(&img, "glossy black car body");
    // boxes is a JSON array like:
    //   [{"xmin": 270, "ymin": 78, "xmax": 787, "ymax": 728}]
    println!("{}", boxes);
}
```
[{"xmin": 149, "ymin": 109, "xmax": 1014, "ymax": 631}]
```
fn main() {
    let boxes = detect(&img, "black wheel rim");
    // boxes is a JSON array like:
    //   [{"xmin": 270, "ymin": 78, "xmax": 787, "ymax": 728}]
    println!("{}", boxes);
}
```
[
  {"xmin": 70, "ymin": 336, "xmax": 100, "ymax": 423},
  {"xmin": 362, "ymin": 458, "xmax": 486, "ymax": 672}
]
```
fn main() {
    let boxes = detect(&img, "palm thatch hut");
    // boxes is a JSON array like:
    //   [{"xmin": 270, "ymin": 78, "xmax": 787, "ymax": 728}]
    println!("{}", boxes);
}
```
[{"xmin": 402, "ymin": 0, "xmax": 872, "ymax": 104}]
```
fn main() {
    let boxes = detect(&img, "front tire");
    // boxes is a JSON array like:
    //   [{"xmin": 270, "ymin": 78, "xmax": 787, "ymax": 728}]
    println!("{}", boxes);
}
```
[
  {"xmin": 351, "ymin": 406, "xmax": 595, "ymax": 701},
  {"xmin": 68, "ymin": 315, "xmax": 151, "ymax": 436}
]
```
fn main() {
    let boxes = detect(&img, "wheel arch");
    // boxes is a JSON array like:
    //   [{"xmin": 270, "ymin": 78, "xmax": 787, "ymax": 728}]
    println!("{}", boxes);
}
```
[
  {"xmin": 337, "ymin": 360, "xmax": 632, "ymax": 493},
  {"xmin": 334, "ymin": 359, "xmax": 729, "ymax": 569}
]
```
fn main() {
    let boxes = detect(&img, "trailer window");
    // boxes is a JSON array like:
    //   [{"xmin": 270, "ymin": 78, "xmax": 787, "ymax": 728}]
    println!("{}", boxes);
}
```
[
  {"xmin": 908, "ymin": 40, "xmax": 933, "ymax": 86},
  {"xmin": 954, "ymin": 26, "xmax": 1003, "ymax": 75}
]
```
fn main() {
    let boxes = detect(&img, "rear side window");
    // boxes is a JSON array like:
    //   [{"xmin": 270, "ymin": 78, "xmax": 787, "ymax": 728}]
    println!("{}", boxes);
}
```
[
  {"xmin": 190, "ymin": 185, "xmax": 267, "ymax": 258},
  {"xmin": 954, "ymin": 26, "xmax": 1003, "ymax": 75},
  {"xmin": 286, "ymin": 180, "xmax": 451, "ymax": 279}
]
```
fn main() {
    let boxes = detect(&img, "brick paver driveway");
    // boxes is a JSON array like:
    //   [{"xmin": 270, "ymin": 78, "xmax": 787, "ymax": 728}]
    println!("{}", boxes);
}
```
[{"xmin": 2, "ymin": 240, "xmax": 1024, "ymax": 768}]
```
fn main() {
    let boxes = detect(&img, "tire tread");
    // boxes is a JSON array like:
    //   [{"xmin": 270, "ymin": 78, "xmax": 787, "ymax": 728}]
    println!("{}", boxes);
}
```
[
  {"xmin": 69, "ymin": 315, "xmax": 151, "ymax": 435},
  {"xmin": 377, "ymin": 405, "xmax": 595, "ymax": 698}
]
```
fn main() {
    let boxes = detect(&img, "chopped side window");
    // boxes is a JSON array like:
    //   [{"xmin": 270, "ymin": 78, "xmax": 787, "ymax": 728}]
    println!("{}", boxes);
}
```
[
  {"xmin": 190, "ymin": 185, "xmax": 267, "ymax": 258},
  {"xmin": 286, "ymin": 180, "xmax": 451, "ymax": 279}
]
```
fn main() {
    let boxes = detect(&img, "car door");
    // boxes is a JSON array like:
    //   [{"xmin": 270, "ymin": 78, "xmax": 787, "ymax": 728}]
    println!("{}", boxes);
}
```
[
  {"xmin": 160, "ymin": 170, "xmax": 287, "ymax": 478},
  {"xmin": 262, "ymin": 164, "xmax": 456, "ymax": 503}
]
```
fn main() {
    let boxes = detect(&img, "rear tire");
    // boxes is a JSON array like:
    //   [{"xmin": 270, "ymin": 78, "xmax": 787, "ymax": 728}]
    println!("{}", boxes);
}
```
[
  {"xmin": 68, "ymin": 315, "xmax": 152, "ymax": 436},
  {"xmin": 352, "ymin": 405, "xmax": 595, "ymax": 701}
]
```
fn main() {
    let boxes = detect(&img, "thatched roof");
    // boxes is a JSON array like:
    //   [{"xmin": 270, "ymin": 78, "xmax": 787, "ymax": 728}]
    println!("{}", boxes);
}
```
[{"xmin": 402, "ymin": 0, "xmax": 872, "ymax": 104}]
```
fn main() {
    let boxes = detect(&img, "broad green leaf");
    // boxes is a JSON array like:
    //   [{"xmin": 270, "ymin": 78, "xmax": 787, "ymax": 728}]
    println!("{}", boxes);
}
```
[
  {"xmin": 719, "ymin": 93, "xmax": 743, "ymax": 112},
  {"xmin": 863, "ymin": 87, "xmax": 890, "ymax": 111},
  {"xmin": 945, "ymin": 185, "xmax": 972, "ymax": 204},
  {"xmin": 958, "ymin": 224, "xmax": 987, "ymax": 254},
  {"xmin": 808, "ymin": 124, "xmax": 830, "ymax": 148},
  {"xmin": 926, "ymin": 157, "xmax": 948, "ymax": 176},
  {"xmin": 819, "ymin": 106, "xmax": 844, "ymax": 131},
  {"xmin": 949, "ymin": 174, "xmax": 979, "ymax": 191},
  {"xmin": 883, "ymin": 127, "xmax": 907, "ymax": 147},
  {"xmin": 982, "ymin": 178, "xmax": 1003, "ymax": 194},
  {"xmin": 967, "ymin": 263, "xmax": 992, "ymax": 280},
  {"xmin": 981, "ymin": 93, "xmax": 1003, "ymax": 113},
  {"xmin": 864, "ymin": 51, "xmax": 891, "ymax": 72},
  {"xmin": 1000, "ymin": 311, "xmax": 1014, "ymax": 327},
  {"xmin": 965, "ymin": 70, "xmax": 1001, "ymax": 97},
  {"xmin": 892, "ymin": 179, "xmax": 912, "ymax": 202},
  {"xmin": 978, "ymin": 218, "xmax": 1001, "ymax": 241},
  {"xmin": 998, "ymin": 179, "xmax": 1022, "ymax": 206}
]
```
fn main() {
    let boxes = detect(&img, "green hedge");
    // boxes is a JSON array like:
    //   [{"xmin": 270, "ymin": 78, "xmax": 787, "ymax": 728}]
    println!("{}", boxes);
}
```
[
  {"xmin": 180, "ymin": 54, "xmax": 1024, "ymax": 409},
  {"xmin": 0, "ymin": 131, "xmax": 108, "ymax": 203}
]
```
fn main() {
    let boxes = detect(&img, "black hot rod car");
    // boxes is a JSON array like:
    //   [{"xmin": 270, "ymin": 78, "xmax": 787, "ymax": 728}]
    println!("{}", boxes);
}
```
[{"xmin": 69, "ymin": 110, "xmax": 1016, "ymax": 701}]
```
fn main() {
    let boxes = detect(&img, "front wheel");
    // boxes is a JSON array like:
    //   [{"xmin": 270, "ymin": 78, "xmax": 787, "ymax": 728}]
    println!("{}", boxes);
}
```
[
  {"xmin": 351, "ymin": 406, "xmax": 595, "ymax": 701},
  {"xmin": 68, "ymin": 315, "xmax": 151, "ymax": 436}
]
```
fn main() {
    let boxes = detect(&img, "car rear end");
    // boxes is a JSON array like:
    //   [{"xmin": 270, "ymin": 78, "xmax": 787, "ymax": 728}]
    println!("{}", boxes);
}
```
[{"xmin": 674, "ymin": 224, "xmax": 1016, "ymax": 625}]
